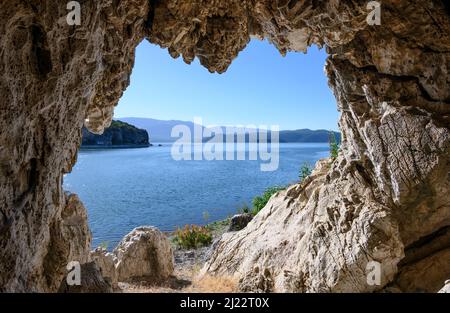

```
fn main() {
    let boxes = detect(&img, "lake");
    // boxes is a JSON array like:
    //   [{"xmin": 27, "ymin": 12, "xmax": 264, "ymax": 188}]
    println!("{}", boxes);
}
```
[{"xmin": 63, "ymin": 143, "xmax": 330, "ymax": 248}]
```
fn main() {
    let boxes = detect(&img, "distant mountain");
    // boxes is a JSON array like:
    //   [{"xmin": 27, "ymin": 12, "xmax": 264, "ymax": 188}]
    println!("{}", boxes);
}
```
[
  {"xmin": 81, "ymin": 120, "xmax": 150, "ymax": 148},
  {"xmin": 119, "ymin": 117, "xmax": 203, "ymax": 142},
  {"xmin": 119, "ymin": 117, "xmax": 340, "ymax": 143}
]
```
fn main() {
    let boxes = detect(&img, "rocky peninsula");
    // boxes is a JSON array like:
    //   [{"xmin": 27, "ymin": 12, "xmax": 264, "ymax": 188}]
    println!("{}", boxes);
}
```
[{"xmin": 82, "ymin": 120, "xmax": 150, "ymax": 148}]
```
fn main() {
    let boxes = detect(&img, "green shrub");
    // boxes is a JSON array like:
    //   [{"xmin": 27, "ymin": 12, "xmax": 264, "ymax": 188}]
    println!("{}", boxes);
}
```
[
  {"xmin": 98, "ymin": 241, "xmax": 109, "ymax": 250},
  {"xmin": 206, "ymin": 218, "xmax": 231, "ymax": 233},
  {"xmin": 329, "ymin": 132, "xmax": 340, "ymax": 160},
  {"xmin": 252, "ymin": 186, "xmax": 285, "ymax": 215},
  {"xmin": 174, "ymin": 225, "xmax": 212, "ymax": 249},
  {"xmin": 237, "ymin": 203, "xmax": 251, "ymax": 214},
  {"xmin": 299, "ymin": 162, "xmax": 312, "ymax": 181}
]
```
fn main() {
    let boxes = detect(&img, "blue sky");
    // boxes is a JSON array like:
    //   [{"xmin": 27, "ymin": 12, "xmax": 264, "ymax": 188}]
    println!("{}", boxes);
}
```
[{"xmin": 115, "ymin": 39, "xmax": 339, "ymax": 131}]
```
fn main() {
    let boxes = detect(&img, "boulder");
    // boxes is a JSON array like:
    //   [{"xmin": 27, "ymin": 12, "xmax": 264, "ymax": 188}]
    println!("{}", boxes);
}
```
[
  {"xmin": 58, "ymin": 262, "xmax": 112, "ymax": 293},
  {"xmin": 114, "ymin": 227, "xmax": 174, "ymax": 282},
  {"xmin": 90, "ymin": 247, "xmax": 118, "ymax": 289},
  {"xmin": 228, "ymin": 214, "xmax": 253, "ymax": 232}
]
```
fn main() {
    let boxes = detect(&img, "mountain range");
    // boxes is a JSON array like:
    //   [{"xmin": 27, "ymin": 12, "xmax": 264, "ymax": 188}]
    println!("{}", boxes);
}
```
[{"xmin": 119, "ymin": 117, "xmax": 340, "ymax": 143}]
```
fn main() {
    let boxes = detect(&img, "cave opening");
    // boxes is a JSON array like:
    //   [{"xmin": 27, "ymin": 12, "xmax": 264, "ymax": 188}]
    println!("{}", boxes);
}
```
[
  {"xmin": 64, "ymin": 39, "xmax": 339, "ymax": 249},
  {"xmin": 1, "ymin": 0, "xmax": 449, "ymax": 294}
]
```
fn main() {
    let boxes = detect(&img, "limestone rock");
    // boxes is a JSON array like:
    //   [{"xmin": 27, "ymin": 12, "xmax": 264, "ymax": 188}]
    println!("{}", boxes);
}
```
[
  {"xmin": 43, "ymin": 193, "xmax": 92, "ymax": 292},
  {"xmin": 90, "ymin": 247, "xmax": 118, "ymax": 289},
  {"xmin": 438, "ymin": 281, "xmax": 450, "ymax": 293},
  {"xmin": 394, "ymin": 248, "xmax": 450, "ymax": 293},
  {"xmin": 0, "ymin": 0, "xmax": 149, "ymax": 292},
  {"xmin": 204, "ymin": 159, "xmax": 405, "ymax": 292},
  {"xmin": 229, "ymin": 213, "xmax": 254, "ymax": 232},
  {"xmin": 89, "ymin": 226, "xmax": 175, "ymax": 288},
  {"xmin": 1, "ymin": 0, "xmax": 449, "ymax": 292},
  {"xmin": 202, "ymin": 1, "xmax": 450, "ymax": 293},
  {"xmin": 58, "ymin": 262, "xmax": 112, "ymax": 293},
  {"xmin": 114, "ymin": 227, "xmax": 174, "ymax": 282}
]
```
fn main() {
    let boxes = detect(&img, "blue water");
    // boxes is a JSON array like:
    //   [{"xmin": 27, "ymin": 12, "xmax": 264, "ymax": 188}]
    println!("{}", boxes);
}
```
[{"xmin": 64, "ymin": 143, "xmax": 329, "ymax": 248}]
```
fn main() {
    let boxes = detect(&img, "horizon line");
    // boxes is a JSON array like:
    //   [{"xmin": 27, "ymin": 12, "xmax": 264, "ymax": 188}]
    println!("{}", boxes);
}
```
[{"xmin": 113, "ymin": 116, "xmax": 340, "ymax": 132}]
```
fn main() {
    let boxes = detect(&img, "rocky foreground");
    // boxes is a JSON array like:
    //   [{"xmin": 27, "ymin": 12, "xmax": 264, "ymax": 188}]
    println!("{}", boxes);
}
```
[
  {"xmin": 65, "ymin": 222, "xmax": 238, "ymax": 293},
  {"xmin": 61, "ymin": 159, "xmax": 449, "ymax": 293}
]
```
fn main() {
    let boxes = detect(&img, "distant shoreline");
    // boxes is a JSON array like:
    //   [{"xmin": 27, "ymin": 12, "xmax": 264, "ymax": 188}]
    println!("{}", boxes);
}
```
[
  {"xmin": 80, "ymin": 144, "xmax": 151, "ymax": 150},
  {"xmin": 119, "ymin": 117, "xmax": 341, "ymax": 143},
  {"xmin": 80, "ymin": 142, "xmax": 329, "ymax": 149}
]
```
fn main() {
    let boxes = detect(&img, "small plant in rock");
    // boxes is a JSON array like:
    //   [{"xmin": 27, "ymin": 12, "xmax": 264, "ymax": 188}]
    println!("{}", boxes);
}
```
[
  {"xmin": 174, "ymin": 225, "xmax": 213, "ymax": 249},
  {"xmin": 237, "ymin": 203, "xmax": 251, "ymax": 214},
  {"xmin": 252, "ymin": 186, "xmax": 285, "ymax": 215},
  {"xmin": 299, "ymin": 162, "xmax": 313, "ymax": 182},
  {"xmin": 206, "ymin": 218, "xmax": 231, "ymax": 233},
  {"xmin": 98, "ymin": 241, "xmax": 109, "ymax": 250},
  {"xmin": 329, "ymin": 131, "xmax": 340, "ymax": 160}
]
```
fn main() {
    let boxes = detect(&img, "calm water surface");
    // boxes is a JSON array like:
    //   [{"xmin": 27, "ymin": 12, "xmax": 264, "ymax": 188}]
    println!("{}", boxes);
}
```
[{"xmin": 64, "ymin": 143, "xmax": 329, "ymax": 248}]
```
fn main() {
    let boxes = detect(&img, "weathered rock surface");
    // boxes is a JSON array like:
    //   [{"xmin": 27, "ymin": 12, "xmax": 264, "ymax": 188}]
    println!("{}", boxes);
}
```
[
  {"xmin": 0, "ymin": 0, "xmax": 449, "ymax": 292},
  {"xmin": 229, "ymin": 213, "xmax": 253, "ymax": 232},
  {"xmin": 89, "ymin": 227, "xmax": 174, "ymax": 287},
  {"xmin": 43, "ymin": 193, "xmax": 92, "ymax": 291},
  {"xmin": 0, "ymin": 0, "xmax": 149, "ymax": 292},
  {"xmin": 204, "ymin": 159, "xmax": 406, "ymax": 292},
  {"xmin": 202, "ymin": 1, "xmax": 450, "ymax": 292},
  {"xmin": 58, "ymin": 262, "xmax": 112, "ymax": 293},
  {"xmin": 438, "ymin": 281, "xmax": 450, "ymax": 293},
  {"xmin": 114, "ymin": 227, "xmax": 174, "ymax": 282},
  {"xmin": 90, "ymin": 247, "xmax": 118, "ymax": 289}
]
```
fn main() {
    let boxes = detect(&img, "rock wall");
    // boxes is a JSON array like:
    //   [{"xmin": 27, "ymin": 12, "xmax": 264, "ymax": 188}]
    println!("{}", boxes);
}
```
[
  {"xmin": 0, "ymin": 0, "xmax": 149, "ymax": 292},
  {"xmin": 0, "ymin": 0, "xmax": 449, "ymax": 292},
  {"xmin": 203, "ymin": 1, "xmax": 450, "ymax": 292}
]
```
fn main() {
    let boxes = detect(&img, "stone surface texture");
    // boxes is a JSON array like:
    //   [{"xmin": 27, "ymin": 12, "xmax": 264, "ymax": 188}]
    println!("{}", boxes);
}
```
[
  {"xmin": 90, "ymin": 247, "xmax": 118, "ymax": 289},
  {"xmin": 114, "ymin": 226, "xmax": 174, "ymax": 282},
  {"xmin": 58, "ymin": 261, "xmax": 112, "ymax": 293},
  {"xmin": 0, "ymin": 0, "xmax": 449, "ymax": 292},
  {"xmin": 229, "ymin": 213, "xmax": 254, "ymax": 232},
  {"xmin": 90, "ymin": 226, "xmax": 174, "ymax": 286},
  {"xmin": 438, "ymin": 281, "xmax": 450, "ymax": 293}
]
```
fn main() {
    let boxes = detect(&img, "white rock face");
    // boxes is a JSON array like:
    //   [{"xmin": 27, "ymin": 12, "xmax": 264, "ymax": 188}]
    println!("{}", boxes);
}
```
[
  {"xmin": 113, "ymin": 227, "xmax": 174, "ymax": 282},
  {"xmin": 438, "ymin": 281, "xmax": 450, "ymax": 293},
  {"xmin": 203, "ymin": 159, "xmax": 406, "ymax": 292}
]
